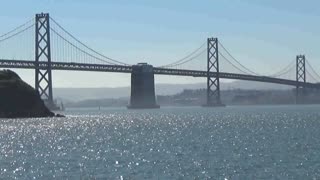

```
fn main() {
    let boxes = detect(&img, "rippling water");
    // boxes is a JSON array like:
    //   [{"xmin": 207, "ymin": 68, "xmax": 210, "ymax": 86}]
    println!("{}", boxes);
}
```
[{"xmin": 1, "ymin": 105, "xmax": 320, "ymax": 179}]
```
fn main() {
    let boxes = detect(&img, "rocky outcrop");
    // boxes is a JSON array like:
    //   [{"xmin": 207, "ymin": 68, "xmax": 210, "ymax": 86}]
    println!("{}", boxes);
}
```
[{"xmin": 0, "ymin": 70, "xmax": 62, "ymax": 118}]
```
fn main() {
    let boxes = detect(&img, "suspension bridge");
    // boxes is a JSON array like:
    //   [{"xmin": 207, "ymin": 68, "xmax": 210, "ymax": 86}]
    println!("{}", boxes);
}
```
[{"xmin": 0, "ymin": 13, "xmax": 319, "ymax": 108}]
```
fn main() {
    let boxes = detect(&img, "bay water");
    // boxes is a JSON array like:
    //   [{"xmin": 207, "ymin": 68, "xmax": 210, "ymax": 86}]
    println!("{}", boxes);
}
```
[{"xmin": 0, "ymin": 105, "xmax": 320, "ymax": 179}]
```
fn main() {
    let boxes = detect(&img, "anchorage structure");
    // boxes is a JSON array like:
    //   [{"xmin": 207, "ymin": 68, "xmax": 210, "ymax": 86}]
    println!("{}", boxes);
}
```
[
  {"xmin": 296, "ymin": 55, "xmax": 306, "ymax": 104},
  {"xmin": 204, "ymin": 37, "xmax": 224, "ymax": 107},
  {"xmin": 35, "ymin": 13, "xmax": 54, "ymax": 107}
]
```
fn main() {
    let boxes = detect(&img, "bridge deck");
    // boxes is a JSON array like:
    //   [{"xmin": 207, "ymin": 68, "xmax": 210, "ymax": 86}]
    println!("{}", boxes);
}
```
[{"xmin": 0, "ymin": 59, "xmax": 318, "ymax": 88}]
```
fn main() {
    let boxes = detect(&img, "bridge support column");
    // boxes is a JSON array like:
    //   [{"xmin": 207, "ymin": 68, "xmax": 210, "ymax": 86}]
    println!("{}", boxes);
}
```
[
  {"xmin": 128, "ymin": 63, "xmax": 160, "ymax": 109},
  {"xmin": 35, "ymin": 13, "xmax": 58, "ymax": 110},
  {"xmin": 203, "ymin": 38, "xmax": 225, "ymax": 107},
  {"xmin": 296, "ymin": 55, "xmax": 306, "ymax": 104}
]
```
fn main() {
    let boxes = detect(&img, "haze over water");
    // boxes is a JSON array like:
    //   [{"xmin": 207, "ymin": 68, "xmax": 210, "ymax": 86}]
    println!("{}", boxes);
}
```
[{"xmin": 0, "ymin": 105, "xmax": 320, "ymax": 179}]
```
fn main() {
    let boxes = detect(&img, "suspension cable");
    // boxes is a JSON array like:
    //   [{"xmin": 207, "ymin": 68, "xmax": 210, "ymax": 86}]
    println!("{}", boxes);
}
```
[
  {"xmin": 306, "ymin": 60, "xmax": 320, "ymax": 81},
  {"xmin": 50, "ymin": 28, "xmax": 120, "ymax": 65},
  {"xmin": 219, "ymin": 52, "xmax": 251, "ymax": 75},
  {"xmin": 0, "ymin": 24, "xmax": 35, "ymax": 43},
  {"xmin": 159, "ymin": 42, "xmax": 206, "ymax": 68},
  {"xmin": 163, "ymin": 48, "xmax": 206, "ymax": 68},
  {"xmin": 50, "ymin": 17, "xmax": 129, "ymax": 65},
  {"xmin": 270, "ymin": 63, "xmax": 294, "ymax": 78},
  {"xmin": 306, "ymin": 70, "xmax": 318, "ymax": 82},
  {"xmin": 218, "ymin": 41, "xmax": 260, "ymax": 75},
  {"xmin": 268, "ymin": 60, "xmax": 295, "ymax": 77},
  {"xmin": 0, "ymin": 18, "xmax": 34, "ymax": 39}
]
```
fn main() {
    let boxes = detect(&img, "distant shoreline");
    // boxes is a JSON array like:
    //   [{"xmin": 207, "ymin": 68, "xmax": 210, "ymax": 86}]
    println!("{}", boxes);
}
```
[{"xmin": 63, "ymin": 88, "xmax": 320, "ymax": 108}]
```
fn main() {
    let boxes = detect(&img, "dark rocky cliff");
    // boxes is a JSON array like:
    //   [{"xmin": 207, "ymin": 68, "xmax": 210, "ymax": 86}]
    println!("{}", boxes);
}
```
[{"xmin": 0, "ymin": 70, "xmax": 59, "ymax": 118}]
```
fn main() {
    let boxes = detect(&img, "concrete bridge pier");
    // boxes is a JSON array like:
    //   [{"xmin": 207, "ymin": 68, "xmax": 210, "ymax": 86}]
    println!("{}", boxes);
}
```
[{"xmin": 127, "ymin": 63, "xmax": 160, "ymax": 109}]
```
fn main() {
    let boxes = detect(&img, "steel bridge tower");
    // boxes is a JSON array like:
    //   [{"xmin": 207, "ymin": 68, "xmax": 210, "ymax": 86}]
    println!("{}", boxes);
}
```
[
  {"xmin": 204, "ymin": 38, "xmax": 224, "ymax": 107},
  {"xmin": 35, "ymin": 13, "xmax": 54, "ymax": 108},
  {"xmin": 296, "ymin": 55, "xmax": 306, "ymax": 104}
]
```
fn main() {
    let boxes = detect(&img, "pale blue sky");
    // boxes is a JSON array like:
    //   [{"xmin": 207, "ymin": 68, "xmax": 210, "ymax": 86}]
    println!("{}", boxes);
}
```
[{"xmin": 1, "ymin": 0, "xmax": 320, "ymax": 87}]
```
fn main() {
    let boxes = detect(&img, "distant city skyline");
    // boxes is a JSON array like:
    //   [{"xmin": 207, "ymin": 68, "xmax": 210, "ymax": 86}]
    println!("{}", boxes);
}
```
[{"xmin": 1, "ymin": 0, "xmax": 320, "ymax": 87}]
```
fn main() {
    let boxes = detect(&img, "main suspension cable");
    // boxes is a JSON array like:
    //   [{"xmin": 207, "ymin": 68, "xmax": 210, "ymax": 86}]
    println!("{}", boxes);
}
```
[
  {"xmin": 0, "ymin": 17, "xmax": 34, "ymax": 39},
  {"xmin": 163, "ymin": 48, "xmax": 206, "ymax": 68},
  {"xmin": 50, "ymin": 28, "xmax": 119, "ymax": 65},
  {"xmin": 268, "ymin": 60, "xmax": 295, "ymax": 77},
  {"xmin": 50, "ymin": 17, "xmax": 129, "ymax": 65},
  {"xmin": 0, "ymin": 24, "xmax": 35, "ymax": 43},
  {"xmin": 306, "ymin": 70, "xmax": 318, "ymax": 82},
  {"xmin": 306, "ymin": 60, "xmax": 320, "ymax": 81},
  {"xmin": 159, "ymin": 42, "xmax": 206, "ymax": 68},
  {"xmin": 219, "ymin": 52, "xmax": 251, "ymax": 75},
  {"xmin": 218, "ymin": 41, "xmax": 260, "ymax": 75}
]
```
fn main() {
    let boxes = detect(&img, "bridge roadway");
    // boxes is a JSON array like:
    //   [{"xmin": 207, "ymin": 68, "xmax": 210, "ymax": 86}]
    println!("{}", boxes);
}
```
[{"xmin": 0, "ymin": 59, "xmax": 319, "ymax": 89}]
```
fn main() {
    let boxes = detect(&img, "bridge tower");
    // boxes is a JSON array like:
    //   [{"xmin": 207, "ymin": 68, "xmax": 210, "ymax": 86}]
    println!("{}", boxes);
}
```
[
  {"xmin": 203, "ymin": 38, "xmax": 224, "ymax": 107},
  {"xmin": 35, "ymin": 13, "xmax": 55, "ymax": 109},
  {"xmin": 296, "ymin": 55, "xmax": 306, "ymax": 104}
]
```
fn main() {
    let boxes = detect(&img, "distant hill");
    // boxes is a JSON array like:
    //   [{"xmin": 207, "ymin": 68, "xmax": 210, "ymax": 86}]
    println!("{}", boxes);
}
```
[{"xmin": 54, "ymin": 80, "xmax": 292, "ymax": 102}]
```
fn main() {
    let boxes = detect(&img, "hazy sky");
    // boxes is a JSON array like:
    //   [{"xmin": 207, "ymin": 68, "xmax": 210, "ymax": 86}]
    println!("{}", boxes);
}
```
[{"xmin": 1, "ymin": 0, "xmax": 320, "ymax": 87}]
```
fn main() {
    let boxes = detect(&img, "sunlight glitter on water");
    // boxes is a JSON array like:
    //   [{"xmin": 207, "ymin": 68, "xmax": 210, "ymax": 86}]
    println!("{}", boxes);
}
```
[{"xmin": 0, "ymin": 105, "xmax": 320, "ymax": 179}]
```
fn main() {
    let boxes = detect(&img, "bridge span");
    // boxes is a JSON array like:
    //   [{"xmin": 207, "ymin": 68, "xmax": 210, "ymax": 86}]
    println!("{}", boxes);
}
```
[
  {"xmin": 0, "ymin": 13, "xmax": 319, "ymax": 108},
  {"xmin": 0, "ymin": 59, "xmax": 318, "ymax": 89}
]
